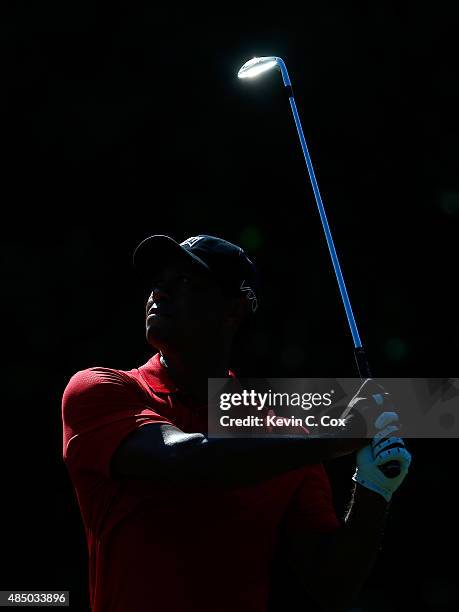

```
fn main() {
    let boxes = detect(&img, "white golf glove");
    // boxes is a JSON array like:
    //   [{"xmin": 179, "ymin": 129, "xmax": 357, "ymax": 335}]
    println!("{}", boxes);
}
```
[{"xmin": 352, "ymin": 411, "xmax": 412, "ymax": 502}]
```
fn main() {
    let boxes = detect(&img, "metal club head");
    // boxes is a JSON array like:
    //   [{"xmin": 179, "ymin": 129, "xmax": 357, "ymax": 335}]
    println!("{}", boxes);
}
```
[{"xmin": 237, "ymin": 56, "xmax": 280, "ymax": 79}]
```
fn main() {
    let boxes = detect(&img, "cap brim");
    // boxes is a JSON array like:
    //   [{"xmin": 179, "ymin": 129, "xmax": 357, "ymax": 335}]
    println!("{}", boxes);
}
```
[{"xmin": 132, "ymin": 235, "xmax": 210, "ymax": 281}]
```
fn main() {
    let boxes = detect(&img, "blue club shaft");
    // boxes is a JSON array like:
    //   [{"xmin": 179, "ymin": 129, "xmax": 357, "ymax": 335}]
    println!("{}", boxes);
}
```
[
  {"xmin": 288, "ymin": 94, "xmax": 363, "ymax": 350},
  {"xmin": 275, "ymin": 58, "xmax": 364, "ymax": 353}
]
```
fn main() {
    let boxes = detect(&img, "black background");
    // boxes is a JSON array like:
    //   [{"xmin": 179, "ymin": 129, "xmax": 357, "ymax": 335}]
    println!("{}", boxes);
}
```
[{"xmin": 2, "ymin": 2, "xmax": 458, "ymax": 610}]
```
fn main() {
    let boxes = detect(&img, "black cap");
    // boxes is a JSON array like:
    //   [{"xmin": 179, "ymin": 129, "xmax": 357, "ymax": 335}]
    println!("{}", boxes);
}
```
[{"xmin": 133, "ymin": 234, "xmax": 259, "ymax": 313}]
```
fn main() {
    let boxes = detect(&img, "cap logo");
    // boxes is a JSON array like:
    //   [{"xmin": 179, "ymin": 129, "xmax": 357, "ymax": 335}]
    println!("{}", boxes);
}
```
[
  {"xmin": 240, "ymin": 280, "xmax": 258, "ymax": 313},
  {"xmin": 181, "ymin": 236, "xmax": 204, "ymax": 248}
]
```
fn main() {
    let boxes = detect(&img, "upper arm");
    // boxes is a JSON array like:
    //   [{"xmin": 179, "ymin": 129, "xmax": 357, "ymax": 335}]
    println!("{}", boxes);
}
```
[
  {"xmin": 110, "ymin": 422, "xmax": 205, "ymax": 481},
  {"xmin": 270, "ymin": 530, "xmax": 341, "ymax": 611},
  {"xmin": 280, "ymin": 528, "xmax": 340, "ymax": 576}
]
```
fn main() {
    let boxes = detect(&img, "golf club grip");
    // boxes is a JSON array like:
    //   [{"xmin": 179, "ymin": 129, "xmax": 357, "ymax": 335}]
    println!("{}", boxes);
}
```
[
  {"xmin": 353, "ymin": 347, "xmax": 401, "ymax": 479},
  {"xmin": 354, "ymin": 347, "xmax": 372, "ymax": 379}
]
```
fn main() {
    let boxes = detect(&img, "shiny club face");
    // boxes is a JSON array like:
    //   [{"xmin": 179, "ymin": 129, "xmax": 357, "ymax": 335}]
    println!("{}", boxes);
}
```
[{"xmin": 144, "ymin": 259, "xmax": 242, "ymax": 351}]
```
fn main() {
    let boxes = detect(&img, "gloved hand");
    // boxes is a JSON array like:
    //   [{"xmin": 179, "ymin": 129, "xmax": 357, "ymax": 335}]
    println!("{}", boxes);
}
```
[{"xmin": 352, "ymin": 411, "xmax": 412, "ymax": 502}]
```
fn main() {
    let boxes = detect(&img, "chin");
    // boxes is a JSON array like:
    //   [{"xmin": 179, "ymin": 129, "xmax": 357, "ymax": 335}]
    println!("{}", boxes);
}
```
[{"xmin": 146, "ymin": 324, "xmax": 175, "ymax": 352}]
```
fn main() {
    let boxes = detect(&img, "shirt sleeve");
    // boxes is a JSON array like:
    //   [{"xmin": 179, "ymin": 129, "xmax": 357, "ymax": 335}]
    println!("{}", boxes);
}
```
[
  {"xmin": 282, "ymin": 464, "xmax": 342, "ymax": 537},
  {"xmin": 62, "ymin": 367, "xmax": 173, "ymax": 480}
]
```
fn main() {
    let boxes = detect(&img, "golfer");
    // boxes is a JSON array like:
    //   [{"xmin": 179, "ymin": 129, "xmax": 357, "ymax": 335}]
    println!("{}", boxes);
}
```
[{"xmin": 62, "ymin": 234, "xmax": 411, "ymax": 612}]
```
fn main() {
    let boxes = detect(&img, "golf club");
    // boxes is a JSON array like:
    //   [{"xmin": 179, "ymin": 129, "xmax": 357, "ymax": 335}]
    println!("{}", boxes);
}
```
[{"xmin": 238, "ymin": 56, "xmax": 400, "ymax": 477}]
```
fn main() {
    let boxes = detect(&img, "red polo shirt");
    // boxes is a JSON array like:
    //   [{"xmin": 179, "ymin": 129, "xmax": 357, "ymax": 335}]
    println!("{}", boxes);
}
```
[{"xmin": 62, "ymin": 353, "xmax": 341, "ymax": 612}]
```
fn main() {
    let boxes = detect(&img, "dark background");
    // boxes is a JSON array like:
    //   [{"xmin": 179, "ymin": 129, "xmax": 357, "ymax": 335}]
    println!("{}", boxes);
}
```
[{"xmin": 2, "ymin": 2, "xmax": 458, "ymax": 610}]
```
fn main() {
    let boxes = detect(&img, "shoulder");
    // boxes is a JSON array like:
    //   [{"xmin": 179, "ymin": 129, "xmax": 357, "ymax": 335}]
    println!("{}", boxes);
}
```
[
  {"xmin": 62, "ymin": 367, "xmax": 144, "ymax": 417},
  {"xmin": 63, "ymin": 366, "xmax": 134, "ymax": 397}
]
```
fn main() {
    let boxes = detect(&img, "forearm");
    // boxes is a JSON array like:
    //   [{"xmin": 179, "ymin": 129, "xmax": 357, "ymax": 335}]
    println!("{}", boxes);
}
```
[
  {"xmin": 161, "ymin": 435, "xmax": 368, "ymax": 488},
  {"xmin": 300, "ymin": 483, "xmax": 389, "ymax": 611}
]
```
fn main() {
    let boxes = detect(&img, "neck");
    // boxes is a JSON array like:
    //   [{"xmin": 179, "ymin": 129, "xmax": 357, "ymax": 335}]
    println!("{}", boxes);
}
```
[{"xmin": 159, "ymin": 344, "xmax": 231, "ymax": 403}]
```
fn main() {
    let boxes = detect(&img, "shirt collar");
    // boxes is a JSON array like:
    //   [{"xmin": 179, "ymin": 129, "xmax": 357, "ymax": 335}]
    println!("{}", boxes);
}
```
[{"xmin": 138, "ymin": 352, "xmax": 236, "ymax": 395}]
